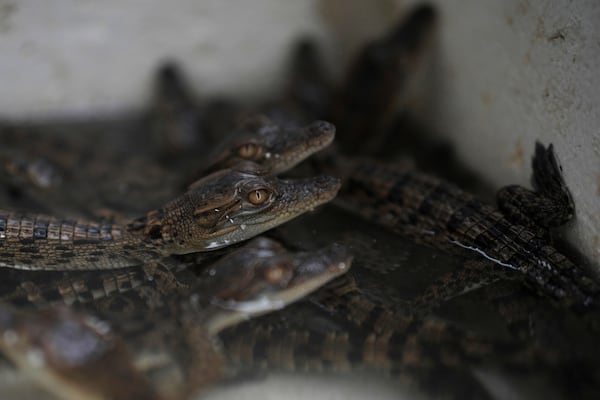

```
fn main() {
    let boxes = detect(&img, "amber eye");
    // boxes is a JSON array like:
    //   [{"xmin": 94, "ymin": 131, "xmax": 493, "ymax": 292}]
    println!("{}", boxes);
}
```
[
  {"xmin": 248, "ymin": 189, "xmax": 270, "ymax": 205},
  {"xmin": 265, "ymin": 265, "xmax": 285, "ymax": 283},
  {"xmin": 237, "ymin": 143, "xmax": 260, "ymax": 159}
]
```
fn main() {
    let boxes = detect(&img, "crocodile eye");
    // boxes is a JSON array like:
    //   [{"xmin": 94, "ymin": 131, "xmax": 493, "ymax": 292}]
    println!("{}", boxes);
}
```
[
  {"xmin": 237, "ymin": 143, "xmax": 260, "ymax": 159},
  {"xmin": 248, "ymin": 189, "xmax": 270, "ymax": 205},
  {"xmin": 265, "ymin": 265, "xmax": 285, "ymax": 283}
]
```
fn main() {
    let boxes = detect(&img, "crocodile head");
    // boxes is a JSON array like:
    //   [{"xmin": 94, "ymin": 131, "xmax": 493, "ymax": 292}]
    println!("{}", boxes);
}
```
[
  {"xmin": 201, "ymin": 117, "xmax": 335, "ymax": 174},
  {"xmin": 0, "ymin": 305, "xmax": 158, "ymax": 400},
  {"xmin": 187, "ymin": 237, "xmax": 352, "ymax": 334},
  {"xmin": 140, "ymin": 162, "xmax": 340, "ymax": 254}
]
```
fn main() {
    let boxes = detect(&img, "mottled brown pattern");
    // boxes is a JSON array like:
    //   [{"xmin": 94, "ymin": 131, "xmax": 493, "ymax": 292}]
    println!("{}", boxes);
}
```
[
  {"xmin": 0, "ymin": 165, "xmax": 340, "ymax": 272},
  {"xmin": 6, "ymin": 269, "xmax": 147, "ymax": 307},
  {"xmin": 334, "ymin": 145, "xmax": 599, "ymax": 309}
]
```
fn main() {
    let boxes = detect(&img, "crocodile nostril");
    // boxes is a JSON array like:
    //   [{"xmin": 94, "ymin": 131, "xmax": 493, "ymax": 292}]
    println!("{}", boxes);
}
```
[
  {"xmin": 314, "ymin": 175, "xmax": 341, "ymax": 192},
  {"xmin": 309, "ymin": 120, "xmax": 335, "ymax": 136}
]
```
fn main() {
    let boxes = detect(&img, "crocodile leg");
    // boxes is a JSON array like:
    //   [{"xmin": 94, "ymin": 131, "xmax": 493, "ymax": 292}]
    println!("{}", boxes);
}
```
[{"xmin": 496, "ymin": 142, "xmax": 575, "ymax": 235}]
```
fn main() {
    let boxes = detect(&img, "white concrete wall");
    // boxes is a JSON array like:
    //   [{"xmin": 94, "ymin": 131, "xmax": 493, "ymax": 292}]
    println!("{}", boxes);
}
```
[{"xmin": 0, "ymin": 0, "xmax": 332, "ymax": 117}]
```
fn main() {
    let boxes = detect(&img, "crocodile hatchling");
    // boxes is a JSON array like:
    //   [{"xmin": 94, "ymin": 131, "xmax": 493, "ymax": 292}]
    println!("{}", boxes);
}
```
[
  {"xmin": 0, "ymin": 128, "xmax": 340, "ymax": 272},
  {"xmin": 0, "ymin": 237, "xmax": 352, "ymax": 399},
  {"xmin": 331, "ymin": 143, "xmax": 599, "ymax": 309}
]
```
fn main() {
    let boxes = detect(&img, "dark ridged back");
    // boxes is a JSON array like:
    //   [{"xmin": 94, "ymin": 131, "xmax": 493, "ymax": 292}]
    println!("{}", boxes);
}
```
[
  {"xmin": 0, "ymin": 211, "xmax": 123, "ymax": 243},
  {"xmin": 337, "ymin": 160, "xmax": 599, "ymax": 307}
]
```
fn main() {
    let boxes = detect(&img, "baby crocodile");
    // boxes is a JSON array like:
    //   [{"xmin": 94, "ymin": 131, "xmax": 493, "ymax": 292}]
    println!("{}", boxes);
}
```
[
  {"xmin": 201, "ymin": 117, "xmax": 336, "ymax": 175},
  {"xmin": 0, "ymin": 237, "xmax": 352, "ymax": 400},
  {"xmin": 0, "ymin": 162, "xmax": 340, "ymax": 271},
  {"xmin": 0, "ymin": 304, "xmax": 160, "ymax": 400},
  {"xmin": 334, "ymin": 143, "xmax": 599, "ymax": 308}
]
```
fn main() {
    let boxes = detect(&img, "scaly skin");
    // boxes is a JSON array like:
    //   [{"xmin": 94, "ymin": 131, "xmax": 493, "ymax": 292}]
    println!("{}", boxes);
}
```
[
  {"xmin": 2, "ymin": 268, "xmax": 150, "ymax": 307},
  {"xmin": 177, "ymin": 238, "xmax": 351, "ymax": 398},
  {"xmin": 332, "ymin": 144, "xmax": 599, "ymax": 308},
  {"xmin": 220, "ymin": 299, "xmax": 547, "ymax": 400},
  {"xmin": 221, "ymin": 262, "xmax": 599, "ymax": 400},
  {"xmin": 0, "ymin": 163, "xmax": 340, "ymax": 271},
  {"xmin": 0, "ymin": 237, "xmax": 352, "ymax": 400},
  {"xmin": 198, "ymin": 117, "xmax": 336, "ymax": 176}
]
